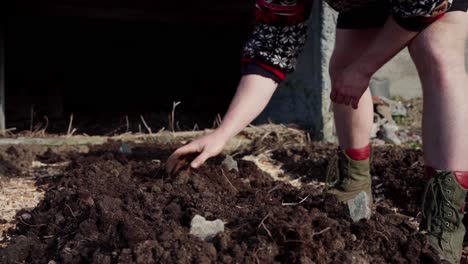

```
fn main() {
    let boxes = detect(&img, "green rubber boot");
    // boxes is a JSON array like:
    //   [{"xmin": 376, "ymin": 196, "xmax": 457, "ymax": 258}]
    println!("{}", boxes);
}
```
[
  {"xmin": 421, "ymin": 170, "xmax": 467, "ymax": 264},
  {"xmin": 326, "ymin": 149, "xmax": 372, "ymax": 204}
]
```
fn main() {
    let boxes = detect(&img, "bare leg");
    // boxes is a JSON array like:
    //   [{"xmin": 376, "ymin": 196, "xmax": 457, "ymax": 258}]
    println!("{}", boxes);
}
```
[
  {"xmin": 330, "ymin": 29, "xmax": 378, "ymax": 149},
  {"xmin": 408, "ymin": 12, "xmax": 468, "ymax": 171}
]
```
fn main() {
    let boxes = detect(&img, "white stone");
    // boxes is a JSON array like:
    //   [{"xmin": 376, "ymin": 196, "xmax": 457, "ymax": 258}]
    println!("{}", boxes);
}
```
[
  {"xmin": 347, "ymin": 191, "xmax": 372, "ymax": 222},
  {"xmin": 222, "ymin": 155, "xmax": 238, "ymax": 172},
  {"xmin": 119, "ymin": 143, "xmax": 132, "ymax": 154},
  {"xmin": 382, "ymin": 122, "xmax": 402, "ymax": 145},
  {"xmin": 190, "ymin": 215, "xmax": 224, "ymax": 241}
]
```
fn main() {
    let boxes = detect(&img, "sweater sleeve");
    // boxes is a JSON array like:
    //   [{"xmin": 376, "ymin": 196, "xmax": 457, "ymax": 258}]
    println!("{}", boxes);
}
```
[
  {"xmin": 391, "ymin": 0, "xmax": 451, "ymax": 31},
  {"xmin": 241, "ymin": 0, "xmax": 312, "ymax": 82}
]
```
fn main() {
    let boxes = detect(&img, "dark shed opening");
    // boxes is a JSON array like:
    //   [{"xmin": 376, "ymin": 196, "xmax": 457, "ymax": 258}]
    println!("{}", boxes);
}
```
[{"xmin": 5, "ymin": 1, "xmax": 254, "ymax": 134}]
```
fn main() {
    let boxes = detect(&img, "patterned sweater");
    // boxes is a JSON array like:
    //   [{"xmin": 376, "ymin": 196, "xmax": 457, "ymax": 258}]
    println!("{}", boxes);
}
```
[{"xmin": 241, "ymin": 0, "xmax": 454, "ymax": 82}]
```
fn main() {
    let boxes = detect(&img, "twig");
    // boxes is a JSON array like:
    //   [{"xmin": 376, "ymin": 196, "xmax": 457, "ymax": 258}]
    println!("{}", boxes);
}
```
[
  {"xmin": 285, "ymin": 239, "xmax": 305, "ymax": 243},
  {"xmin": 376, "ymin": 221, "xmax": 392, "ymax": 238},
  {"xmin": 68, "ymin": 128, "xmax": 77, "ymax": 136},
  {"xmin": 221, "ymin": 169, "xmax": 238, "ymax": 193},
  {"xmin": 311, "ymin": 227, "xmax": 331, "ymax": 238},
  {"xmin": 375, "ymin": 230, "xmax": 391, "ymax": 244},
  {"xmin": 193, "ymin": 123, "xmax": 199, "ymax": 131},
  {"xmin": 212, "ymin": 114, "xmax": 223, "ymax": 128},
  {"xmin": 216, "ymin": 114, "xmax": 222, "ymax": 127},
  {"xmin": 18, "ymin": 218, "xmax": 46, "ymax": 228},
  {"xmin": 261, "ymin": 222, "xmax": 273, "ymax": 240},
  {"xmin": 268, "ymin": 183, "xmax": 284, "ymax": 193},
  {"xmin": 41, "ymin": 116, "xmax": 49, "ymax": 136},
  {"xmin": 4, "ymin": 127, "xmax": 16, "ymax": 133},
  {"xmin": 67, "ymin": 114, "xmax": 74, "ymax": 136},
  {"xmin": 169, "ymin": 101, "xmax": 181, "ymax": 132},
  {"xmin": 282, "ymin": 194, "xmax": 310, "ymax": 206},
  {"xmin": 140, "ymin": 115, "xmax": 152, "ymax": 134},
  {"xmin": 125, "ymin": 115, "xmax": 130, "ymax": 132},
  {"xmin": 258, "ymin": 214, "xmax": 273, "ymax": 239},
  {"xmin": 105, "ymin": 125, "xmax": 126, "ymax": 136},
  {"xmin": 65, "ymin": 203, "xmax": 76, "ymax": 219},
  {"xmin": 410, "ymin": 161, "xmax": 422, "ymax": 168},
  {"xmin": 259, "ymin": 131, "xmax": 272, "ymax": 144}
]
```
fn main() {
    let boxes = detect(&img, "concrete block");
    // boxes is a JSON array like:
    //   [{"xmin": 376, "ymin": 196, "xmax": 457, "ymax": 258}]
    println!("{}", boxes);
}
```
[{"xmin": 256, "ymin": 1, "xmax": 337, "ymax": 142}]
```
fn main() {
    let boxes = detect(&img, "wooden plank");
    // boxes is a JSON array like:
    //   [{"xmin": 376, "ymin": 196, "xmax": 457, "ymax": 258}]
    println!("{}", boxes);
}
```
[
  {"xmin": 0, "ymin": 24, "xmax": 5, "ymax": 135},
  {"xmin": 0, "ymin": 124, "xmax": 307, "ymax": 153}
]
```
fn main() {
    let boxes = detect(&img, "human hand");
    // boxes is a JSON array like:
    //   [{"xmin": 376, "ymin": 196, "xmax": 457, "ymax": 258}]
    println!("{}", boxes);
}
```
[
  {"xmin": 330, "ymin": 65, "xmax": 371, "ymax": 109},
  {"xmin": 166, "ymin": 130, "xmax": 229, "ymax": 175}
]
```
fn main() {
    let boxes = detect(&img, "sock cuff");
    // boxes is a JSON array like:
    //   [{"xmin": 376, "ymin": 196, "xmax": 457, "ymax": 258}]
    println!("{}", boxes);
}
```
[
  {"xmin": 425, "ymin": 166, "xmax": 468, "ymax": 189},
  {"xmin": 454, "ymin": 171, "xmax": 468, "ymax": 189},
  {"xmin": 344, "ymin": 144, "xmax": 371, "ymax": 161}
]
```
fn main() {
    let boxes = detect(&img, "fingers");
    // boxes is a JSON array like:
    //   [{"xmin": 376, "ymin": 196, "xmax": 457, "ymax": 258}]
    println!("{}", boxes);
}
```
[
  {"xmin": 330, "ymin": 90, "xmax": 348, "ymax": 106},
  {"xmin": 166, "ymin": 143, "xmax": 201, "ymax": 175},
  {"xmin": 174, "ymin": 143, "xmax": 201, "ymax": 157},
  {"xmin": 190, "ymin": 151, "xmax": 212, "ymax": 169},
  {"xmin": 330, "ymin": 90, "xmax": 360, "ymax": 109},
  {"xmin": 351, "ymin": 97, "xmax": 360, "ymax": 109},
  {"xmin": 343, "ymin": 96, "xmax": 351, "ymax": 106}
]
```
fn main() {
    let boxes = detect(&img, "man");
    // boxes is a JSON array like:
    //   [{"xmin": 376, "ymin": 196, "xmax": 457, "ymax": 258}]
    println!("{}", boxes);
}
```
[{"xmin": 167, "ymin": 0, "xmax": 468, "ymax": 262}]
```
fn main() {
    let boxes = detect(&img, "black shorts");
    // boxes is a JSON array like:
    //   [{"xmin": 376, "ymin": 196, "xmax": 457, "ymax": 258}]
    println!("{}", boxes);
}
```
[{"xmin": 337, "ymin": 0, "xmax": 468, "ymax": 29}]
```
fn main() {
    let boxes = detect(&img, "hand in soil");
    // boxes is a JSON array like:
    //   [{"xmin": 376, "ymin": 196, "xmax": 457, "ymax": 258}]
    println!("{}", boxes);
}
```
[{"xmin": 166, "ymin": 132, "xmax": 228, "ymax": 175}]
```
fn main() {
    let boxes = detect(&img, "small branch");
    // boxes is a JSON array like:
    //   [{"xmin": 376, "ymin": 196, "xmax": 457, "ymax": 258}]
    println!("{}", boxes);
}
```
[
  {"xmin": 258, "ymin": 214, "xmax": 273, "ymax": 239},
  {"xmin": 282, "ymin": 194, "xmax": 310, "ymax": 206},
  {"xmin": 67, "ymin": 114, "xmax": 74, "ymax": 136},
  {"xmin": 268, "ymin": 183, "xmax": 284, "ymax": 194},
  {"xmin": 212, "ymin": 114, "xmax": 223, "ymax": 128},
  {"xmin": 170, "ymin": 101, "xmax": 181, "ymax": 133},
  {"xmin": 221, "ymin": 169, "xmax": 238, "ymax": 193},
  {"xmin": 65, "ymin": 203, "xmax": 76, "ymax": 219},
  {"xmin": 68, "ymin": 128, "xmax": 77, "ymax": 137},
  {"xmin": 311, "ymin": 227, "xmax": 331, "ymax": 239},
  {"xmin": 125, "ymin": 115, "xmax": 130, "ymax": 132},
  {"xmin": 18, "ymin": 218, "xmax": 46, "ymax": 228},
  {"xmin": 216, "ymin": 114, "xmax": 222, "ymax": 127},
  {"xmin": 42, "ymin": 116, "xmax": 49, "ymax": 136},
  {"xmin": 140, "ymin": 115, "xmax": 152, "ymax": 134}
]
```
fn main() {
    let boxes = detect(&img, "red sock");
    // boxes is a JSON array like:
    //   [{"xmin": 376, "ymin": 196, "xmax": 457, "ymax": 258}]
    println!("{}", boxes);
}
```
[
  {"xmin": 344, "ymin": 145, "xmax": 371, "ymax": 161},
  {"xmin": 425, "ymin": 166, "xmax": 468, "ymax": 189},
  {"xmin": 454, "ymin": 171, "xmax": 468, "ymax": 189}
]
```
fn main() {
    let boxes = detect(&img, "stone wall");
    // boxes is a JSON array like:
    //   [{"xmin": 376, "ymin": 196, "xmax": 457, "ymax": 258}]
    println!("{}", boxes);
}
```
[{"xmin": 257, "ymin": 2, "xmax": 337, "ymax": 142}]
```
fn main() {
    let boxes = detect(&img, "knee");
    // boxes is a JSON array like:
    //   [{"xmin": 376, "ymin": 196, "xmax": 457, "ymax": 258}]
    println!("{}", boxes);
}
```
[{"xmin": 408, "ymin": 35, "xmax": 461, "ymax": 79}]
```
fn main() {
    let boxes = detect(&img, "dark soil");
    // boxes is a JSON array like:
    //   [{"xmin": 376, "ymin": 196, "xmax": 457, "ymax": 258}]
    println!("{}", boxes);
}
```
[
  {"xmin": 0, "ymin": 146, "xmax": 37, "ymax": 177},
  {"xmin": 0, "ymin": 143, "xmax": 447, "ymax": 263}
]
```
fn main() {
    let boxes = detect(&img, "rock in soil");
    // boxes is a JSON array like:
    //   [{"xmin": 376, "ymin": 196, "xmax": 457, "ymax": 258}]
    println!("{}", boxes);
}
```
[
  {"xmin": 222, "ymin": 155, "xmax": 238, "ymax": 172},
  {"xmin": 347, "ymin": 191, "xmax": 372, "ymax": 222},
  {"xmin": 190, "ymin": 215, "xmax": 225, "ymax": 241}
]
